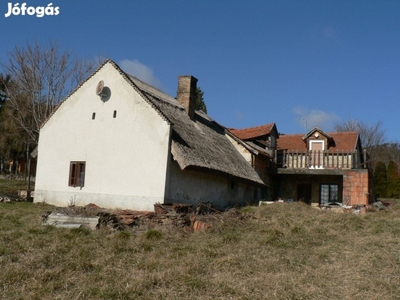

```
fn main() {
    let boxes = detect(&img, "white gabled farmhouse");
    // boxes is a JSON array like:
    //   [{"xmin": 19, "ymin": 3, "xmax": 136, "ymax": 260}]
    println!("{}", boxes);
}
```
[{"xmin": 34, "ymin": 60, "xmax": 265, "ymax": 210}]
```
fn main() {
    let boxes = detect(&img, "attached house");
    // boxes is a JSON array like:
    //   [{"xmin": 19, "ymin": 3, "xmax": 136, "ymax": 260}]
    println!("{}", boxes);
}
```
[
  {"xmin": 227, "ymin": 123, "xmax": 279, "ymax": 199},
  {"xmin": 228, "ymin": 125, "xmax": 370, "ymax": 206},
  {"xmin": 34, "ymin": 60, "xmax": 265, "ymax": 210},
  {"xmin": 276, "ymin": 127, "xmax": 370, "ymax": 206}
]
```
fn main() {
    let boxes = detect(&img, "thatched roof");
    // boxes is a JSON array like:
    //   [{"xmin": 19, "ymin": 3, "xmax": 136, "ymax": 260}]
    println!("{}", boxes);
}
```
[{"xmin": 127, "ymin": 74, "xmax": 265, "ymax": 186}]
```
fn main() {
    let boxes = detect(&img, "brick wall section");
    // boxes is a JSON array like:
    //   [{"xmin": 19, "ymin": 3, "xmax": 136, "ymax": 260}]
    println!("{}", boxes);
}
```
[{"xmin": 343, "ymin": 169, "xmax": 369, "ymax": 205}]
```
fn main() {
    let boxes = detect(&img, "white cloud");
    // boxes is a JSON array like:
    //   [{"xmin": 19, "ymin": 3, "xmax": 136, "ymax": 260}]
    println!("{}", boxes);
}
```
[
  {"xmin": 118, "ymin": 59, "xmax": 162, "ymax": 89},
  {"xmin": 293, "ymin": 107, "xmax": 340, "ymax": 132}
]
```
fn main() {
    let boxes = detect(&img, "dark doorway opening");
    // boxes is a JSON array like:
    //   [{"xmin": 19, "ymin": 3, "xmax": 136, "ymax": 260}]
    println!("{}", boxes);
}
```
[{"xmin": 297, "ymin": 184, "xmax": 312, "ymax": 204}]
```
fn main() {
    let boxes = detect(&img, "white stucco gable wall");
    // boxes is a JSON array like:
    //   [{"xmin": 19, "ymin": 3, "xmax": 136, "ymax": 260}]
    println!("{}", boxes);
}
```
[
  {"xmin": 226, "ymin": 134, "xmax": 253, "ymax": 164},
  {"xmin": 34, "ymin": 62, "xmax": 171, "ymax": 210}
]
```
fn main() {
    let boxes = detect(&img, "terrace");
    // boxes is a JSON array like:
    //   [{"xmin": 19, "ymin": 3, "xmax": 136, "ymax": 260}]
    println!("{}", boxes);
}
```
[{"xmin": 275, "ymin": 148, "xmax": 368, "ymax": 170}]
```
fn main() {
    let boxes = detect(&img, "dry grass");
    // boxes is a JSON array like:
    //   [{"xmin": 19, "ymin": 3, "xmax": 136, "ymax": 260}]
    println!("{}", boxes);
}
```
[
  {"xmin": 0, "ymin": 178, "xmax": 31, "ymax": 199},
  {"xmin": 1, "ymin": 188, "xmax": 400, "ymax": 299}
]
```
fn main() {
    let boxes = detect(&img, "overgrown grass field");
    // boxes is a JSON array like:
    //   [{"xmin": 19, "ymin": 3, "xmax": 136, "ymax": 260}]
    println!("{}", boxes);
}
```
[{"xmin": 1, "ymin": 182, "xmax": 400, "ymax": 299}]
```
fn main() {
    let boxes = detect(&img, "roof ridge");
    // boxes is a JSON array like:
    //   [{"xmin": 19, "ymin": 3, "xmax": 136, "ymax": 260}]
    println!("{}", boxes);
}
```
[
  {"xmin": 127, "ymin": 74, "xmax": 182, "ymax": 109},
  {"xmin": 231, "ymin": 122, "xmax": 274, "ymax": 131},
  {"xmin": 107, "ymin": 60, "xmax": 172, "ymax": 124},
  {"xmin": 328, "ymin": 131, "xmax": 359, "ymax": 134}
]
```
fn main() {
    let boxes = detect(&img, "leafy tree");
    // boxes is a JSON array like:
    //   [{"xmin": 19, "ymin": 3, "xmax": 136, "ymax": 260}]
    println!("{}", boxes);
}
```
[
  {"xmin": 373, "ymin": 161, "xmax": 387, "ymax": 198},
  {"xmin": 1, "ymin": 40, "xmax": 97, "ymax": 145},
  {"xmin": 195, "ymin": 87, "xmax": 207, "ymax": 113},
  {"xmin": 386, "ymin": 160, "xmax": 400, "ymax": 198}
]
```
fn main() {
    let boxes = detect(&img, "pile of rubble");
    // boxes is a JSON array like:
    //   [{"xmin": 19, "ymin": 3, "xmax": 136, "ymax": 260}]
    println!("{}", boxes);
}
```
[
  {"xmin": 41, "ymin": 200, "xmax": 391, "ymax": 231},
  {"xmin": 42, "ymin": 202, "xmax": 226, "ymax": 232},
  {"xmin": 0, "ymin": 196, "xmax": 11, "ymax": 203},
  {"xmin": 319, "ymin": 200, "xmax": 389, "ymax": 214}
]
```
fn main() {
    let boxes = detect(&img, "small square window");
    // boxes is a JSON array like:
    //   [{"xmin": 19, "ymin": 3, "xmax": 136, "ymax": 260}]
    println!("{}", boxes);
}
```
[
  {"xmin": 92, "ymin": 112, "xmax": 96, "ymax": 120},
  {"xmin": 113, "ymin": 110, "xmax": 117, "ymax": 118},
  {"xmin": 69, "ymin": 161, "xmax": 86, "ymax": 187}
]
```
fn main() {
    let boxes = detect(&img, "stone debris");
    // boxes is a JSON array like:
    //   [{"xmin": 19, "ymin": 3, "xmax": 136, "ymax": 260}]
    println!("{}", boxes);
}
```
[
  {"xmin": 0, "ymin": 196, "xmax": 11, "ymax": 203},
  {"xmin": 44, "ymin": 212, "xmax": 100, "ymax": 230},
  {"xmin": 42, "ymin": 202, "xmax": 225, "ymax": 232},
  {"xmin": 41, "ymin": 199, "xmax": 390, "ymax": 232}
]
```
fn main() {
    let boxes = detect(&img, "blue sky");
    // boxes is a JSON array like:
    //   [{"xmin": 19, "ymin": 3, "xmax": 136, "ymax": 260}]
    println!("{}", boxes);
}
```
[{"xmin": 2, "ymin": 1, "xmax": 400, "ymax": 141}]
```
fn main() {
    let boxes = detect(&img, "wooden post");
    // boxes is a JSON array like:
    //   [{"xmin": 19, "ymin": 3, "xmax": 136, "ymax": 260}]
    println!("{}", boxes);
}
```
[
  {"xmin": 341, "ymin": 150, "xmax": 344, "ymax": 168},
  {"xmin": 355, "ymin": 151, "xmax": 359, "ymax": 168},
  {"xmin": 283, "ymin": 150, "xmax": 286, "ymax": 167},
  {"xmin": 26, "ymin": 142, "xmax": 31, "ymax": 200},
  {"xmin": 363, "ymin": 149, "xmax": 367, "ymax": 169},
  {"xmin": 326, "ymin": 151, "xmax": 329, "ymax": 168},
  {"xmin": 336, "ymin": 150, "xmax": 339, "ymax": 168}
]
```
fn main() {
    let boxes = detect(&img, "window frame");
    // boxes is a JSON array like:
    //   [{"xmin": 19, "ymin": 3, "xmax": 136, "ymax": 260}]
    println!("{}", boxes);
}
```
[
  {"xmin": 68, "ymin": 161, "xmax": 86, "ymax": 187},
  {"xmin": 320, "ymin": 183, "xmax": 339, "ymax": 204}
]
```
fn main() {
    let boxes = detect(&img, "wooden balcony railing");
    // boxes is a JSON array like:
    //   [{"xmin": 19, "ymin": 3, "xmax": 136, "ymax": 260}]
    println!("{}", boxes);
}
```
[{"xmin": 275, "ymin": 149, "xmax": 367, "ymax": 169}]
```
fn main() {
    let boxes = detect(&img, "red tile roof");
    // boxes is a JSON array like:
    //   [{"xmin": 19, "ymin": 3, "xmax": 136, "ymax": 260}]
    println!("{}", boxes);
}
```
[
  {"xmin": 277, "ymin": 134, "xmax": 306, "ymax": 151},
  {"xmin": 229, "ymin": 123, "xmax": 275, "ymax": 140},
  {"xmin": 277, "ymin": 132, "xmax": 360, "ymax": 152}
]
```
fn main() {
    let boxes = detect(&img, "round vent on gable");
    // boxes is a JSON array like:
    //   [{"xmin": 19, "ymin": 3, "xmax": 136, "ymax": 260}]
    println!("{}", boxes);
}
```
[
  {"xmin": 96, "ymin": 80, "xmax": 104, "ymax": 96},
  {"xmin": 95, "ymin": 80, "xmax": 111, "ymax": 102}
]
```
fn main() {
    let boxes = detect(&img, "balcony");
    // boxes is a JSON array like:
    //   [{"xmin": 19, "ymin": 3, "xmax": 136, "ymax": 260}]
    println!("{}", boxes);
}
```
[{"xmin": 275, "ymin": 149, "xmax": 367, "ymax": 170}]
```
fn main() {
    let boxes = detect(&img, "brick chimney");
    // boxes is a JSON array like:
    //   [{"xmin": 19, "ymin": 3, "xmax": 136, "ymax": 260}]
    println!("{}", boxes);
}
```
[{"xmin": 177, "ymin": 75, "xmax": 198, "ymax": 120}]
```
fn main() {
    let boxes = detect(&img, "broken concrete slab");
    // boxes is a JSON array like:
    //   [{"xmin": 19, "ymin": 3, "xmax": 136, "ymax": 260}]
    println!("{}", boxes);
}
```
[
  {"xmin": 0, "ymin": 197, "xmax": 11, "ymax": 203},
  {"xmin": 372, "ymin": 201, "xmax": 386, "ymax": 210},
  {"xmin": 45, "ymin": 212, "xmax": 99, "ymax": 230}
]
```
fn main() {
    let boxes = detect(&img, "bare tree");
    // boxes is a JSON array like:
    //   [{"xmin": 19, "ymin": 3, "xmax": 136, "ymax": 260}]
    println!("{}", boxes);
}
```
[
  {"xmin": 334, "ymin": 119, "xmax": 386, "ymax": 149},
  {"xmin": 334, "ymin": 119, "xmax": 387, "ymax": 169},
  {"xmin": 1, "ymin": 40, "xmax": 97, "ymax": 144}
]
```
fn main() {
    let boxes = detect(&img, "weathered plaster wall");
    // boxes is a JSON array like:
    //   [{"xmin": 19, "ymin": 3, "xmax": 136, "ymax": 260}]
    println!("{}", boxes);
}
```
[
  {"xmin": 226, "ymin": 135, "xmax": 273, "ymax": 200},
  {"xmin": 166, "ymin": 160, "xmax": 257, "ymax": 209},
  {"xmin": 226, "ymin": 135, "xmax": 253, "ymax": 164},
  {"xmin": 34, "ymin": 63, "xmax": 171, "ymax": 210}
]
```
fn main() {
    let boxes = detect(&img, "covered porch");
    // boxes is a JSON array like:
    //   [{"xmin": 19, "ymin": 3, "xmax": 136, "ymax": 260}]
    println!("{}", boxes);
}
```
[{"xmin": 276, "ymin": 168, "xmax": 370, "ymax": 206}]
